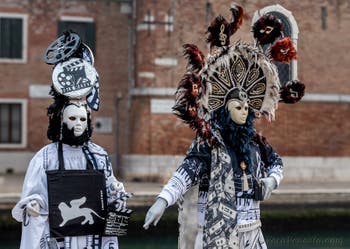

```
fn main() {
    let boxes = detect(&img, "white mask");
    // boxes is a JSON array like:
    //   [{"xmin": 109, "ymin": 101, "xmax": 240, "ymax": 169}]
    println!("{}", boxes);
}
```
[
  {"xmin": 62, "ymin": 104, "xmax": 88, "ymax": 137},
  {"xmin": 227, "ymin": 100, "xmax": 249, "ymax": 125}
]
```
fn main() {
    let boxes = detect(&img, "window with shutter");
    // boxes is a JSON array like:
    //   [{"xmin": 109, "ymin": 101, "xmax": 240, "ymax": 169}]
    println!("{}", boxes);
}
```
[
  {"xmin": 0, "ymin": 99, "xmax": 27, "ymax": 148},
  {"xmin": 266, "ymin": 11, "xmax": 292, "ymax": 86},
  {"xmin": 252, "ymin": 5, "xmax": 299, "ymax": 87},
  {"xmin": 0, "ymin": 13, "xmax": 27, "ymax": 63}
]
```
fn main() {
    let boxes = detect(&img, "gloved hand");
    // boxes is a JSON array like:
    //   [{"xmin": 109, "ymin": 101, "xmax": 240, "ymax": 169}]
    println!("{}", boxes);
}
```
[
  {"xmin": 26, "ymin": 199, "xmax": 40, "ymax": 217},
  {"xmin": 109, "ymin": 180, "xmax": 128, "ymax": 210},
  {"xmin": 260, "ymin": 177, "xmax": 277, "ymax": 200},
  {"xmin": 143, "ymin": 197, "xmax": 168, "ymax": 230},
  {"xmin": 110, "ymin": 181, "xmax": 125, "ymax": 196}
]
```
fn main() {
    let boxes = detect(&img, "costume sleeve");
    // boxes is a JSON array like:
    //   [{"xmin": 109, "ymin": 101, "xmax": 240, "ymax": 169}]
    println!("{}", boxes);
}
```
[
  {"xmin": 11, "ymin": 147, "xmax": 49, "ymax": 249},
  {"xmin": 105, "ymin": 153, "xmax": 125, "ymax": 193},
  {"xmin": 158, "ymin": 140, "xmax": 211, "ymax": 206},
  {"xmin": 88, "ymin": 142, "xmax": 125, "ymax": 196},
  {"xmin": 98, "ymin": 145, "xmax": 126, "ymax": 206},
  {"xmin": 262, "ymin": 143, "xmax": 283, "ymax": 188},
  {"xmin": 12, "ymin": 147, "xmax": 49, "ymax": 222},
  {"xmin": 102, "ymin": 151, "xmax": 125, "ymax": 203}
]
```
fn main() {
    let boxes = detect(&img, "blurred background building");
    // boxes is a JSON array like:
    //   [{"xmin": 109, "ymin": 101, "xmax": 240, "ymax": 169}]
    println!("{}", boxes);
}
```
[{"xmin": 0, "ymin": 0, "xmax": 349, "ymax": 184}]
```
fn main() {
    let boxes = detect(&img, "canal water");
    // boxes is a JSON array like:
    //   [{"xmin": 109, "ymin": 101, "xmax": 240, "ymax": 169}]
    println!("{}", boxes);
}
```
[
  {"xmin": 1, "ymin": 207, "xmax": 350, "ymax": 248},
  {"xmin": 120, "ymin": 231, "xmax": 350, "ymax": 249},
  {"xmin": 2, "ymin": 231, "xmax": 350, "ymax": 249}
]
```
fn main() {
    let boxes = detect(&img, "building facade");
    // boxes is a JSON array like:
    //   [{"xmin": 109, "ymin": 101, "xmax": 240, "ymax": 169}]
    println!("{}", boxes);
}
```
[
  {"xmin": 0, "ymin": 0, "xmax": 132, "ymax": 175},
  {"xmin": 0, "ymin": 0, "xmax": 350, "ymax": 183}
]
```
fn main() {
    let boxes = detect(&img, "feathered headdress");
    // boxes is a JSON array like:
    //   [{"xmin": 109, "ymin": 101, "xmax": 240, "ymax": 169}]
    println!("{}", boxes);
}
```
[
  {"xmin": 172, "ymin": 44, "xmax": 211, "ymax": 141},
  {"xmin": 252, "ymin": 13, "xmax": 283, "ymax": 46},
  {"xmin": 252, "ymin": 12, "xmax": 305, "ymax": 101},
  {"xmin": 206, "ymin": 4, "xmax": 244, "ymax": 48},
  {"xmin": 269, "ymin": 37, "xmax": 297, "ymax": 63},
  {"xmin": 173, "ymin": 4, "xmax": 305, "ymax": 144},
  {"xmin": 280, "ymin": 80, "xmax": 305, "ymax": 104}
]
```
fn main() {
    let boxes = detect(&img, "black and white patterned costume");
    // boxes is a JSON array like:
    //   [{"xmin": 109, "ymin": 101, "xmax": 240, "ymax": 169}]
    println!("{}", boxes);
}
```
[
  {"xmin": 146, "ymin": 3, "xmax": 304, "ymax": 248},
  {"xmin": 159, "ymin": 121, "xmax": 283, "ymax": 248},
  {"xmin": 12, "ymin": 32, "xmax": 129, "ymax": 249},
  {"xmin": 12, "ymin": 142, "xmax": 123, "ymax": 249}
]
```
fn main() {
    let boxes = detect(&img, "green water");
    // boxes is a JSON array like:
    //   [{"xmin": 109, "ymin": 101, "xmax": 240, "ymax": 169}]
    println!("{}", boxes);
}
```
[
  {"xmin": 265, "ymin": 232, "xmax": 349, "ymax": 249},
  {"xmin": 2, "ymin": 207, "xmax": 350, "ymax": 249},
  {"xmin": 119, "ymin": 231, "xmax": 350, "ymax": 249},
  {"xmin": 3, "ymin": 232, "xmax": 350, "ymax": 249}
]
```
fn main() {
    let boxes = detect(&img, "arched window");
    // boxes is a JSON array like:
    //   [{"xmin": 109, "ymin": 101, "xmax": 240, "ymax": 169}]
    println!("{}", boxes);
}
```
[{"xmin": 252, "ymin": 4, "xmax": 299, "ymax": 86}]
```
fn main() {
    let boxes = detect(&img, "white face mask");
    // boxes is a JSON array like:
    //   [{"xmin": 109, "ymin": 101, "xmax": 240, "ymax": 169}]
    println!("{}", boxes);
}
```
[
  {"xmin": 227, "ymin": 100, "xmax": 249, "ymax": 125},
  {"xmin": 62, "ymin": 104, "xmax": 88, "ymax": 137}
]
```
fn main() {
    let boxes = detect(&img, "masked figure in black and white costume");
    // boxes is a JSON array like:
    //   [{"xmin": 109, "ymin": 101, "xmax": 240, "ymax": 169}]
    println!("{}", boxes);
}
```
[
  {"xmin": 12, "ymin": 33, "xmax": 128, "ymax": 249},
  {"xmin": 143, "ymin": 4, "xmax": 304, "ymax": 249},
  {"xmin": 144, "ymin": 91, "xmax": 282, "ymax": 248},
  {"xmin": 12, "ymin": 98, "xmax": 125, "ymax": 249}
]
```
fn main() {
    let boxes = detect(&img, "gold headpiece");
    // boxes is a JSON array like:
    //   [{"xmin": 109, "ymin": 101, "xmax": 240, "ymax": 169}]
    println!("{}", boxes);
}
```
[{"xmin": 203, "ymin": 42, "xmax": 281, "ymax": 120}]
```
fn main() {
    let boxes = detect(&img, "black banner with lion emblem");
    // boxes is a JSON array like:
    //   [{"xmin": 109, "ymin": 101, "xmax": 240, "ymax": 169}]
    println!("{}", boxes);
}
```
[{"xmin": 46, "ymin": 142, "xmax": 107, "ymax": 238}]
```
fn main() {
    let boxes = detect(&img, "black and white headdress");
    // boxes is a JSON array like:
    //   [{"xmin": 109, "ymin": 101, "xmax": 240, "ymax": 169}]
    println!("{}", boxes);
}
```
[
  {"xmin": 44, "ymin": 31, "xmax": 101, "ymax": 143},
  {"xmin": 44, "ymin": 31, "xmax": 100, "ymax": 111}
]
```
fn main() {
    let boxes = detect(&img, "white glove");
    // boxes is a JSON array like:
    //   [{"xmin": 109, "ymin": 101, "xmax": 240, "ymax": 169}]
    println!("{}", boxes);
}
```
[
  {"xmin": 143, "ymin": 197, "xmax": 168, "ymax": 230},
  {"xmin": 261, "ymin": 177, "xmax": 277, "ymax": 200},
  {"xmin": 26, "ymin": 199, "xmax": 40, "ymax": 217}
]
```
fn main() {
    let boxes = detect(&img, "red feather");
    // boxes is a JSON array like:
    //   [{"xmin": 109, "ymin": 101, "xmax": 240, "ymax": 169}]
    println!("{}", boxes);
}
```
[
  {"xmin": 197, "ymin": 119, "xmax": 211, "ymax": 139},
  {"xmin": 228, "ymin": 4, "xmax": 244, "ymax": 36},
  {"xmin": 206, "ymin": 4, "xmax": 244, "ymax": 48},
  {"xmin": 280, "ymin": 80, "xmax": 305, "ymax": 104},
  {"xmin": 270, "ymin": 37, "xmax": 297, "ymax": 63},
  {"xmin": 173, "ymin": 73, "xmax": 203, "ymax": 123},
  {"xmin": 252, "ymin": 14, "xmax": 283, "ymax": 45},
  {"xmin": 183, "ymin": 44, "xmax": 205, "ymax": 72},
  {"xmin": 206, "ymin": 15, "xmax": 229, "ymax": 47}
]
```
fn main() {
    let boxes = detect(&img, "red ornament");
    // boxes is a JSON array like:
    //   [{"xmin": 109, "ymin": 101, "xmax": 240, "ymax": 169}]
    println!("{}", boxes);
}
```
[{"xmin": 270, "ymin": 37, "xmax": 297, "ymax": 64}]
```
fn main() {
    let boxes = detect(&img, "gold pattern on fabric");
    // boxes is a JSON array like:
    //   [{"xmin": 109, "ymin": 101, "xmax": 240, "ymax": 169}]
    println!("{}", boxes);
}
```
[
  {"xmin": 249, "ymin": 83, "xmax": 266, "ymax": 95},
  {"xmin": 208, "ymin": 98, "xmax": 225, "ymax": 111},
  {"xmin": 211, "ymin": 81, "xmax": 228, "ymax": 96},
  {"xmin": 207, "ymin": 42, "xmax": 280, "ymax": 114},
  {"xmin": 246, "ymin": 67, "xmax": 260, "ymax": 87},
  {"xmin": 218, "ymin": 68, "xmax": 231, "ymax": 88},
  {"xmin": 249, "ymin": 98, "xmax": 263, "ymax": 109},
  {"xmin": 231, "ymin": 57, "xmax": 246, "ymax": 85}
]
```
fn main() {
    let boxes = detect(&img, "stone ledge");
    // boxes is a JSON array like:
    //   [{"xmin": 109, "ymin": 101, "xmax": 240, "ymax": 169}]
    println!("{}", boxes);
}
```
[{"xmin": 2, "ymin": 189, "xmax": 350, "ymax": 210}]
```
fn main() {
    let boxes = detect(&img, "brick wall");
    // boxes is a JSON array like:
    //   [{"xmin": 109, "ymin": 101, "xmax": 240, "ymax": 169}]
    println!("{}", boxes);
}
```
[
  {"xmin": 0, "ymin": 0, "xmax": 131, "ymax": 159},
  {"xmin": 1, "ymin": 0, "xmax": 350, "ymax": 176},
  {"xmin": 131, "ymin": 0, "xmax": 350, "ymax": 158}
]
